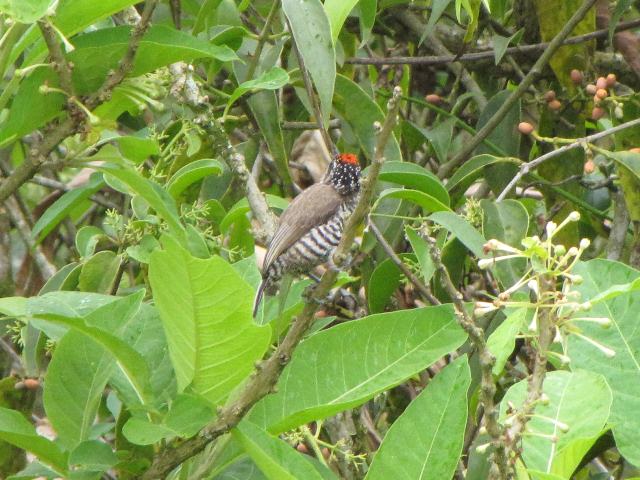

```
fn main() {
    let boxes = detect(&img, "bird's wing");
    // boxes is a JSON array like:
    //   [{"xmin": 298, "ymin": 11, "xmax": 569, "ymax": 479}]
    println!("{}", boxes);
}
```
[{"xmin": 262, "ymin": 183, "xmax": 343, "ymax": 272}]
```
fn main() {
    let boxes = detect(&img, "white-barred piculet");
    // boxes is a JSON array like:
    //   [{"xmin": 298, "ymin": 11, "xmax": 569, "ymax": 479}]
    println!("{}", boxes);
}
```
[{"xmin": 253, "ymin": 153, "xmax": 361, "ymax": 317}]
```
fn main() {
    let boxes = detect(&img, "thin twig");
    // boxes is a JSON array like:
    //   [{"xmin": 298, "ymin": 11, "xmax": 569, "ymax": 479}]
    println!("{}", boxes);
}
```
[
  {"xmin": 287, "ymin": 19, "xmax": 335, "ymax": 156},
  {"xmin": 426, "ymin": 236, "xmax": 508, "ymax": 479},
  {"xmin": 368, "ymin": 220, "xmax": 440, "ymax": 306},
  {"xmin": 140, "ymin": 86, "xmax": 404, "ymax": 480},
  {"xmin": 201, "ymin": 118, "xmax": 277, "ymax": 242},
  {"xmin": 4, "ymin": 196, "xmax": 56, "ymax": 280},
  {"xmin": 282, "ymin": 119, "xmax": 342, "ymax": 130},
  {"xmin": 245, "ymin": 0, "xmax": 280, "ymax": 81},
  {"xmin": 497, "ymin": 118, "xmax": 640, "ymax": 201},
  {"xmin": 438, "ymin": 0, "xmax": 599, "ymax": 179},
  {"xmin": 346, "ymin": 18, "xmax": 640, "ymax": 66},
  {"xmin": 37, "ymin": 19, "xmax": 76, "ymax": 98}
]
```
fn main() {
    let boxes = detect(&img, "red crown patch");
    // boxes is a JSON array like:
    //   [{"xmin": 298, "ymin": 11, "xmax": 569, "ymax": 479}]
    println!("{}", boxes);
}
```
[{"xmin": 338, "ymin": 153, "xmax": 359, "ymax": 165}]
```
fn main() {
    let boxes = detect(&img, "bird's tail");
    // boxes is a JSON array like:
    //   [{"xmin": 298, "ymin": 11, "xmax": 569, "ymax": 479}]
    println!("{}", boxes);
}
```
[{"xmin": 253, "ymin": 280, "xmax": 268, "ymax": 318}]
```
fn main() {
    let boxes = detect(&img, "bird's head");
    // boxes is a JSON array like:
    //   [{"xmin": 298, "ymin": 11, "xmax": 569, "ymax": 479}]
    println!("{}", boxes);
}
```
[{"xmin": 325, "ymin": 153, "xmax": 361, "ymax": 195}]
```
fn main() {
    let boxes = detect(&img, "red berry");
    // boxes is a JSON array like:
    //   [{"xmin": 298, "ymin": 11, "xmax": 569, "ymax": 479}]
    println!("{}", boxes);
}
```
[
  {"xmin": 23, "ymin": 378, "xmax": 40, "ymax": 390},
  {"xmin": 596, "ymin": 89, "xmax": 608, "ymax": 100},
  {"xmin": 518, "ymin": 122, "xmax": 534, "ymax": 135},
  {"xmin": 544, "ymin": 90, "xmax": 556, "ymax": 102},
  {"xmin": 548, "ymin": 99, "xmax": 562, "ymax": 111},
  {"xmin": 591, "ymin": 107, "xmax": 605, "ymax": 120},
  {"xmin": 570, "ymin": 69, "xmax": 583, "ymax": 84},
  {"xmin": 297, "ymin": 443, "xmax": 309, "ymax": 454},
  {"xmin": 585, "ymin": 84, "xmax": 597, "ymax": 95},
  {"xmin": 425, "ymin": 94, "xmax": 442, "ymax": 104},
  {"xmin": 583, "ymin": 159, "xmax": 596, "ymax": 174},
  {"xmin": 630, "ymin": 147, "xmax": 640, "ymax": 154},
  {"xmin": 596, "ymin": 77, "xmax": 607, "ymax": 90},
  {"xmin": 606, "ymin": 73, "xmax": 617, "ymax": 87}
]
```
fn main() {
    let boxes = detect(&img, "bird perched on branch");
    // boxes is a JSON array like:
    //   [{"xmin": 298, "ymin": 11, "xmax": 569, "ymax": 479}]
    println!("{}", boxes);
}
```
[{"xmin": 253, "ymin": 153, "xmax": 361, "ymax": 317}]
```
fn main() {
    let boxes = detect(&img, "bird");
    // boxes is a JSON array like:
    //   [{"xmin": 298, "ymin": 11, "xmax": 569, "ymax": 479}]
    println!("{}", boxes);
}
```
[{"xmin": 253, "ymin": 152, "xmax": 361, "ymax": 317}]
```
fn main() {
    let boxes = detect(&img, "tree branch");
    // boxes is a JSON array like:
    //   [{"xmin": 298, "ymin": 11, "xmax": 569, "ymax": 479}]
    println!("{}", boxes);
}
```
[
  {"xmin": 140, "ymin": 86, "xmax": 404, "ymax": 480},
  {"xmin": 497, "ymin": 117, "xmax": 640, "ymax": 201},
  {"xmin": 37, "ymin": 19, "xmax": 76, "ymax": 98},
  {"xmin": 346, "ymin": 18, "xmax": 640, "ymax": 66},
  {"xmin": 426, "ymin": 236, "xmax": 508, "ymax": 479},
  {"xmin": 438, "ymin": 0, "xmax": 599, "ymax": 179},
  {"xmin": 368, "ymin": 220, "xmax": 440, "ymax": 306}
]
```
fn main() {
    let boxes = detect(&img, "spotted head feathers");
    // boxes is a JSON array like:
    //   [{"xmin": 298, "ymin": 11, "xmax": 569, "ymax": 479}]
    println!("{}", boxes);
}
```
[{"xmin": 325, "ymin": 152, "xmax": 361, "ymax": 195}]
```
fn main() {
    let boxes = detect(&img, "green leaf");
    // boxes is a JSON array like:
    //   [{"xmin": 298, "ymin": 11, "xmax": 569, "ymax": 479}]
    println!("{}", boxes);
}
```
[
  {"xmin": 0, "ymin": 0, "xmax": 51, "ymax": 23},
  {"xmin": 417, "ymin": 118, "xmax": 455, "ymax": 164},
  {"xmin": 500, "ymin": 370, "xmax": 612, "ymax": 473},
  {"xmin": 378, "ymin": 161, "xmax": 450, "ymax": 206},
  {"xmin": 249, "ymin": 304, "xmax": 466, "ymax": 433},
  {"xmin": 358, "ymin": 0, "xmax": 377, "ymax": 44},
  {"xmin": 44, "ymin": 330, "xmax": 114, "ymax": 449},
  {"xmin": 367, "ymin": 254, "xmax": 414, "ymax": 314},
  {"xmin": 98, "ymin": 164, "xmax": 185, "ymax": 239},
  {"xmin": 334, "ymin": 74, "xmax": 401, "ymax": 162},
  {"xmin": 283, "ymin": 0, "xmax": 335, "ymax": 128},
  {"xmin": 234, "ymin": 422, "xmax": 336, "ymax": 480},
  {"xmin": 608, "ymin": 150, "xmax": 640, "ymax": 221},
  {"xmin": 0, "ymin": 407, "xmax": 67, "ymax": 473},
  {"xmin": 167, "ymin": 159, "xmax": 224, "ymax": 199},
  {"xmin": 78, "ymin": 251, "xmax": 121, "ymax": 294},
  {"xmin": 421, "ymin": 0, "xmax": 453, "ymax": 43},
  {"xmin": 405, "ymin": 227, "xmax": 435, "ymax": 283},
  {"xmin": 123, "ymin": 393, "xmax": 215, "ymax": 445},
  {"xmin": 377, "ymin": 188, "xmax": 451, "ymax": 214},
  {"xmin": 69, "ymin": 440, "xmax": 118, "ymax": 473},
  {"xmin": 115, "ymin": 135, "xmax": 161, "ymax": 164},
  {"xmin": 248, "ymin": 90, "xmax": 292, "ymax": 186},
  {"xmin": 31, "ymin": 173, "xmax": 104, "ymax": 243},
  {"xmin": 220, "ymin": 194, "xmax": 289, "ymax": 234},
  {"xmin": 486, "ymin": 308, "xmax": 528, "ymax": 375},
  {"xmin": 75, "ymin": 226, "xmax": 106, "ymax": 259},
  {"xmin": 27, "ymin": 292, "xmax": 153, "ymax": 406},
  {"xmin": 609, "ymin": 1, "xmax": 632, "ymax": 43},
  {"xmin": 366, "ymin": 356, "xmax": 471, "ymax": 480},
  {"xmin": 224, "ymin": 67, "xmax": 290, "ymax": 118},
  {"xmin": 447, "ymin": 154, "xmax": 520, "ymax": 194},
  {"xmin": 492, "ymin": 30, "xmax": 522, "ymax": 65},
  {"xmin": 481, "ymin": 199, "xmax": 529, "ymax": 286},
  {"xmin": 429, "ymin": 211, "xmax": 487, "ymax": 258},
  {"xmin": 0, "ymin": 66, "xmax": 64, "ymax": 149},
  {"xmin": 69, "ymin": 25, "xmax": 238, "ymax": 94},
  {"xmin": 568, "ymin": 259, "xmax": 640, "ymax": 465},
  {"xmin": 324, "ymin": 0, "xmax": 359, "ymax": 44},
  {"xmin": 149, "ymin": 236, "xmax": 271, "ymax": 405}
]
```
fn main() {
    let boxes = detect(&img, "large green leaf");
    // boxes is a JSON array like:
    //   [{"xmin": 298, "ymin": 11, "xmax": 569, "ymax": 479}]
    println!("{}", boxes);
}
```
[
  {"xmin": 446, "ymin": 154, "xmax": 520, "ymax": 195},
  {"xmin": 224, "ymin": 67, "xmax": 290, "ymax": 118},
  {"xmin": 569, "ymin": 259, "xmax": 640, "ymax": 466},
  {"xmin": 27, "ymin": 292, "xmax": 154, "ymax": 406},
  {"xmin": 0, "ymin": 407, "xmax": 67, "ymax": 473},
  {"xmin": 234, "ymin": 421, "xmax": 336, "ymax": 480},
  {"xmin": 481, "ymin": 199, "xmax": 529, "ymax": 286},
  {"xmin": 166, "ymin": 159, "xmax": 225, "ymax": 199},
  {"xmin": 334, "ymin": 74, "xmax": 401, "ymax": 162},
  {"xmin": 248, "ymin": 90, "xmax": 292, "ymax": 185},
  {"xmin": 31, "ymin": 173, "xmax": 105, "ymax": 243},
  {"xmin": 69, "ymin": 25, "xmax": 238, "ymax": 94},
  {"xmin": 429, "ymin": 211, "xmax": 487, "ymax": 258},
  {"xmin": 44, "ymin": 330, "xmax": 114, "ymax": 450},
  {"xmin": 366, "ymin": 356, "xmax": 471, "ymax": 480},
  {"xmin": 367, "ymin": 254, "xmax": 414, "ymax": 314},
  {"xmin": 283, "ymin": 0, "xmax": 335, "ymax": 128},
  {"xmin": 377, "ymin": 188, "xmax": 451, "ymax": 214},
  {"xmin": 248, "ymin": 304, "xmax": 466, "ymax": 433},
  {"xmin": 378, "ymin": 161, "xmax": 449, "ymax": 206},
  {"xmin": 324, "ymin": 0, "xmax": 359, "ymax": 43},
  {"xmin": 0, "ymin": 0, "xmax": 50, "ymax": 23},
  {"xmin": 500, "ymin": 370, "xmax": 612, "ymax": 474},
  {"xmin": 486, "ymin": 308, "xmax": 528, "ymax": 375},
  {"xmin": 148, "ymin": 236, "xmax": 271, "ymax": 406}
]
